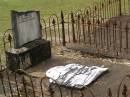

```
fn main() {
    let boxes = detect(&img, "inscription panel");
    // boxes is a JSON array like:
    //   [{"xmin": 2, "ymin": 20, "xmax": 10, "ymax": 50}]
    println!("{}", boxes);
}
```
[{"xmin": 11, "ymin": 11, "xmax": 42, "ymax": 48}]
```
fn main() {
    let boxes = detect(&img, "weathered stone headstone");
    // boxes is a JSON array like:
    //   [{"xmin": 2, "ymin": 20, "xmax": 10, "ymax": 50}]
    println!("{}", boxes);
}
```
[
  {"xmin": 11, "ymin": 10, "xmax": 42, "ymax": 48},
  {"xmin": 5, "ymin": 11, "xmax": 51, "ymax": 71}
]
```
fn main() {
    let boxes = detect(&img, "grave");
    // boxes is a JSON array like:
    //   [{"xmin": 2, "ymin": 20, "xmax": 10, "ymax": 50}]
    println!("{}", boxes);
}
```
[{"xmin": 5, "ymin": 10, "xmax": 51, "ymax": 71}]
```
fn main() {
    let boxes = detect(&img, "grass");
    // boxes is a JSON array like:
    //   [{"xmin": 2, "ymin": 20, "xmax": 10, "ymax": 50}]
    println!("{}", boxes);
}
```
[{"xmin": 0, "ymin": 0, "xmax": 99, "ymax": 33}]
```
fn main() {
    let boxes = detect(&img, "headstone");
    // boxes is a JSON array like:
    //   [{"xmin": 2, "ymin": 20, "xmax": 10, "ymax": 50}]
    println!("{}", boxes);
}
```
[
  {"xmin": 11, "ymin": 10, "xmax": 42, "ymax": 48},
  {"xmin": 5, "ymin": 11, "xmax": 51, "ymax": 71}
]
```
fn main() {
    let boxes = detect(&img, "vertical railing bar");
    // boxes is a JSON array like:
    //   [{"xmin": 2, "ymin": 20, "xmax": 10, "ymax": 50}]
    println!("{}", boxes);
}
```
[
  {"xmin": 108, "ymin": 88, "xmax": 112, "ymax": 97},
  {"xmin": 112, "ymin": 22, "xmax": 115, "ymax": 50},
  {"xmin": 110, "ymin": 0, "xmax": 112, "ymax": 17},
  {"xmin": 122, "ymin": 84, "xmax": 127, "ymax": 97},
  {"xmin": 119, "ymin": 21, "xmax": 122, "ymax": 52},
  {"xmin": 103, "ymin": 21, "xmax": 106, "ymax": 47},
  {"xmin": 116, "ymin": 0, "xmax": 119, "ymax": 16},
  {"xmin": 0, "ymin": 72, "xmax": 6, "ymax": 96},
  {"xmin": 22, "ymin": 76, "xmax": 28, "ymax": 97},
  {"xmin": 100, "ymin": 23, "xmax": 103, "ymax": 48},
  {"xmin": 67, "ymin": 14, "xmax": 71, "ymax": 43},
  {"xmin": 95, "ymin": 24, "xmax": 97, "ymax": 48},
  {"xmin": 119, "ymin": 0, "xmax": 122, "ymax": 15},
  {"xmin": 49, "ymin": 18, "xmax": 53, "ymax": 44},
  {"xmin": 75, "ymin": 15, "xmax": 78, "ymax": 40},
  {"xmin": 6, "ymin": 70, "xmax": 14, "ymax": 97},
  {"xmin": 106, "ymin": 23, "xmax": 109, "ymax": 50},
  {"xmin": 109, "ymin": 23, "xmax": 112, "ymax": 47},
  {"xmin": 78, "ymin": 15, "xmax": 81, "ymax": 43},
  {"xmin": 71, "ymin": 12, "xmax": 76, "ymax": 43},
  {"xmin": 108, "ymin": 22, "xmax": 111, "ymax": 50},
  {"xmin": 125, "ymin": 23, "xmax": 129, "ymax": 50},
  {"xmin": 113, "ymin": 0, "xmax": 115, "ymax": 16},
  {"xmin": 53, "ymin": 19, "xmax": 57, "ymax": 44},
  {"xmin": 61, "ymin": 11, "xmax": 66, "ymax": 46},
  {"xmin": 44, "ymin": 21, "xmax": 48, "ymax": 40},
  {"xmin": 57, "ymin": 16, "xmax": 61, "ymax": 44},
  {"xmin": 77, "ymin": 14, "xmax": 80, "ymax": 43},
  {"xmin": 88, "ymin": 21, "xmax": 91, "ymax": 46},
  {"xmin": 114, "ymin": 21, "xmax": 117, "ymax": 52},
  {"xmin": 30, "ymin": 76, "xmax": 36, "ymax": 97},
  {"xmin": 82, "ymin": 17, "xmax": 86, "ymax": 43},
  {"xmin": 40, "ymin": 78, "xmax": 44, "ymax": 97},
  {"xmin": 107, "ymin": 0, "xmax": 110, "ymax": 18},
  {"xmin": 14, "ymin": 73, "xmax": 20, "ymax": 97},
  {"xmin": 93, "ymin": 21, "xmax": 96, "ymax": 47}
]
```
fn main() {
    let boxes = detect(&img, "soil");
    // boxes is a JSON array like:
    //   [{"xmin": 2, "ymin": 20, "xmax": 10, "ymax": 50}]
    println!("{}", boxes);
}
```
[{"xmin": 26, "ymin": 46, "xmax": 130, "ymax": 97}]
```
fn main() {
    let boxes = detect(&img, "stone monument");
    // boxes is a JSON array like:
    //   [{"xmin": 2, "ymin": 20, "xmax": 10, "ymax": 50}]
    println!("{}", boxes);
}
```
[{"xmin": 5, "ymin": 10, "xmax": 51, "ymax": 71}]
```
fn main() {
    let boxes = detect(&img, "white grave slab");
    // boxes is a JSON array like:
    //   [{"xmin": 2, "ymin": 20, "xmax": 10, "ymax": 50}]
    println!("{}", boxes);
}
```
[{"xmin": 46, "ymin": 64, "xmax": 108, "ymax": 89}]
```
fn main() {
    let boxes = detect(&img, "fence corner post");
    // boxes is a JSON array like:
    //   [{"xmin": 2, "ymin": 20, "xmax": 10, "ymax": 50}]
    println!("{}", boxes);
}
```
[{"xmin": 61, "ymin": 10, "xmax": 66, "ymax": 46}]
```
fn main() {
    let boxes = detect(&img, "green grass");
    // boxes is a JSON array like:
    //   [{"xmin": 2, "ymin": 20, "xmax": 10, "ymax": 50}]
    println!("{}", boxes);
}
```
[
  {"xmin": 0, "ymin": 0, "xmax": 129, "ymax": 33},
  {"xmin": 0, "ymin": 0, "xmax": 99, "ymax": 32}
]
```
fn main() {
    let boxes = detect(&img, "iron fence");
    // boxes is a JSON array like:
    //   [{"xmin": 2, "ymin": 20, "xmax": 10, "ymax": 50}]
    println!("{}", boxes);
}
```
[
  {"xmin": 0, "ymin": 0, "xmax": 129, "ymax": 68},
  {"xmin": 0, "ymin": 65, "xmax": 130, "ymax": 97},
  {"xmin": 41, "ymin": 0, "xmax": 130, "ymax": 44},
  {"xmin": 0, "ymin": 0, "xmax": 130, "ymax": 64},
  {"xmin": 40, "ymin": 0, "xmax": 130, "ymax": 58},
  {"xmin": 0, "ymin": 0, "xmax": 130, "ymax": 96}
]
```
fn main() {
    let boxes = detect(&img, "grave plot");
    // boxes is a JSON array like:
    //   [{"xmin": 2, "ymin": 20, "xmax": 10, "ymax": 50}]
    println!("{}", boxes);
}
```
[
  {"xmin": 1, "ymin": 49, "xmax": 130, "ymax": 97},
  {"xmin": 0, "ymin": 0, "xmax": 130, "ymax": 97}
]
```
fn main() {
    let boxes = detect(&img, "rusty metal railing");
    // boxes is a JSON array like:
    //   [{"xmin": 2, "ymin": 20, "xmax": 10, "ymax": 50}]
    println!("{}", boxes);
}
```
[
  {"xmin": 1, "ymin": 0, "xmax": 130, "ymax": 63},
  {"xmin": 0, "ymin": 65, "xmax": 130, "ymax": 97},
  {"xmin": 40, "ymin": 0, "xmax": 130, "ymax": 59}
]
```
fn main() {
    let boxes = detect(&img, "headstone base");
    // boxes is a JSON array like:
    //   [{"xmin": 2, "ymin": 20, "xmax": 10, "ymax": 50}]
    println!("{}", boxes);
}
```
[{"xmin": 5, "ymin": 39, "xmax": 51, "ymax": 71}]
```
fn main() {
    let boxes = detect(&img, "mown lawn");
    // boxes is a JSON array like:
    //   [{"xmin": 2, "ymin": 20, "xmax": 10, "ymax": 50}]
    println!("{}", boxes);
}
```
[{"xmin": 0, "ymin": 0, "xmax": 99, "ymax": 32}]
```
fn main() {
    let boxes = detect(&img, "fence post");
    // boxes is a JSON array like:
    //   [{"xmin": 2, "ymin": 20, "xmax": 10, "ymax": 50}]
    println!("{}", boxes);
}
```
[
  {"xmin": 119, "ymin": 0, "xmax": 122, "ymax": 15},
  {"xmin": 87, "ymin": 20, "xmax": 91, "ymax": 46},
  {"xmin": 125, "ymin": 24, "xmax": 129, "ymax": 50},
  {"xmin": 61, "ymin": 11, "xmax": 66, "ymax": 46},
  {"xmin": 0, "ymin": 73, "xmax": 6, "ymax": 96},
  {"xmin": 71, "ymin": 12, "xmax": 76, "ymax": 43},
  {"xmin": 108, "ymin": 88, "xmax": 112, "ymax": 97},
  {"xmin": 122, "ymin": 84, "xmax": 127, "ymax": 97}
]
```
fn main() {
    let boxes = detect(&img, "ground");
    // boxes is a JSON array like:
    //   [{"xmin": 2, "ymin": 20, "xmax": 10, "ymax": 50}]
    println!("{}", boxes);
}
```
[
  {"xmin": 25, "ymin": 46, "xmax": 130, "ymax": 97},
  {"xmin": 0, "ymin": 0, "xmax": 130, "ymax": 97}
]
